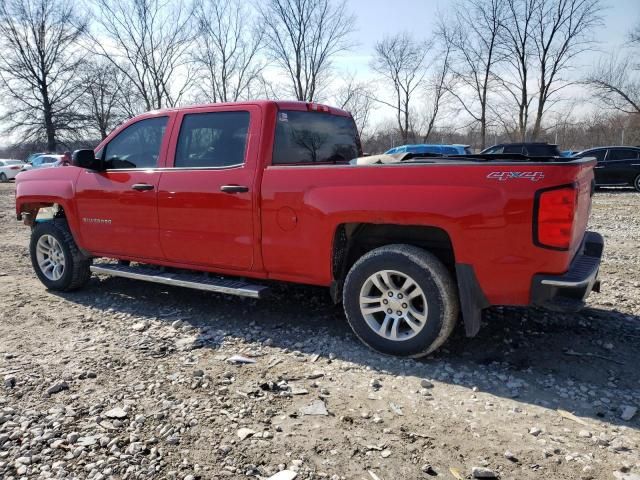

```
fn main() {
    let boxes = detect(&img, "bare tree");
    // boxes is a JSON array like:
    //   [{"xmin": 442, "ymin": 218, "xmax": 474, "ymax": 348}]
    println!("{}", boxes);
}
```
[
  {"xmin": 259, "ymin": 0, "xmax": 355, "ymax": 101},
  {"xmin": 79, "ymin": 61, "xmax": 129, "ymax": 140},
  {"xmin": 587, "ymin": 56, "xmax": 640, "ymax": 115},
  {"xmin": 440, "ymin": 0, "xmax": 506, "ymax": 149},
  {"xmin": 0, "ymin": 0, "xmax": 87, "ymax": 151},
  {"xmin": 499, "ymin": 0, "xmax": 537, "ymax": 141},
  {"xmin": 586, "ymin": 21, "xmax": 640, "ymax": 116},
  {"xmin": 420, "ymin": 42, "xmax": 452, "ymax": 142},
  {"xmin": 530, "ymin": 0, "xmax": 602, "ymax": 139},
  {"xmin": 371, "ymin": 33, "xmax": 431, "ymax": 144},
  {"xmin": 193, "ymin": 0, "xmax": 264, "ymax": 103},
  {"xmin": 88, "ymin": 0, "xmax": 196, "ymax": 111},
  {"xmin": 335, "ymin": 76, "xmax": 374, "ymax": 137}
]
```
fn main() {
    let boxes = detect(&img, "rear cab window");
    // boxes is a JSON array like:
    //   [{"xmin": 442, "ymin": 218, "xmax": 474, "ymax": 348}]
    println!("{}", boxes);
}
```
[{"xmin": 272, "ymin": 110, "xmax": 361, "ymax": 165}]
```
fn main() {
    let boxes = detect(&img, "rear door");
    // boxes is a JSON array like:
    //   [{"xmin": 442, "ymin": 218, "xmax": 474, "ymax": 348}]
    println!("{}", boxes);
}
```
[
  {"xmin": 605, "ymin": 148, "xmax": 640, "ymax": 185},
  {"xmin": 157, "ymin": 105, "xmax": 260, "ymax": 270},
  {"xmin": 75, "ymin": 115, "xmax": 173, "ymax": 259}
]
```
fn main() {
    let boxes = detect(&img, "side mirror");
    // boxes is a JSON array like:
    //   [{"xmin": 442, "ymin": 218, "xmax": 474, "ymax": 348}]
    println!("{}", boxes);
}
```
[{"xmin": 72, "ymin": 150, "xmax": 103, "ymax": 171}]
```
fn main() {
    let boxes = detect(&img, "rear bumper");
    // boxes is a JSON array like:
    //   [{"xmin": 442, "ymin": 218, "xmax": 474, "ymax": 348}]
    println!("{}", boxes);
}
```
[{"xmin": 530, "ymin": 231, "xmax": 603, "ymax": 312}]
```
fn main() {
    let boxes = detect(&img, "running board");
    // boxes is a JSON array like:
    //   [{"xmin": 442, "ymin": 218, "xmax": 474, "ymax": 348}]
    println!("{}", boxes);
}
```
[{"xmin": 90, "ymin": 264, "xmax": 269, "ymax": 298}]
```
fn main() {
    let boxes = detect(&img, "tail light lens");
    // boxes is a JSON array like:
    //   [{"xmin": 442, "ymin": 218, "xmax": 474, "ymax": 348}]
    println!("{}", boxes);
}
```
[
  {"xmin": 534, "ymin": 184, "xmax": 577, "ymax": 250},
  {"xmin": 10, "ymin": 166, "xmax": 20, "ymax": 170}
]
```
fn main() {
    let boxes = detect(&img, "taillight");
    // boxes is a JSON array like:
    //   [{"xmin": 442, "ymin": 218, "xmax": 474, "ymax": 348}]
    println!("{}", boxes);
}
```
[
  {"xmin": 10, "ymin": 166, "xmax": 20, "ymax": 170},
  {"xmin": 534, "ymin": 184, "xmax": 577, "ymax": 250}
]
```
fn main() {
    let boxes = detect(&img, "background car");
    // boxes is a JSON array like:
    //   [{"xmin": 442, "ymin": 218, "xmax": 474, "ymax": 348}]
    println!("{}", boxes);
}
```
[
  {"xmin": 560, "ymin": 150, "xmax": 577, "ymax": 157},
  {"xmin": 481, "ymin": 142, "xmax": 561, "ymax": 156},
  {"xmin": 27, "ymin": 154, "xmax": 64, "ymax": 170},
  {"xmin": 575, "ymin": 146, "xmax": 640, "ymax": 191},
  {"xmin": 0, "ymin": 159, "xmax": 25, "ymax": 182},
  {"xmin": 385, "ymin": 144, "xmax": 473, "ymax": 155}
]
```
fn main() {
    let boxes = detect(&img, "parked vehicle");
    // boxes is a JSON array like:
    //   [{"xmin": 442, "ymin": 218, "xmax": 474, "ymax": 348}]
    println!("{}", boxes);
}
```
[
  {"xmin": 0, "ymin": 159, "xmax": 24, "ymax": 182},
  {"xmin": 25, "ymin": 152, "xmax": 48, "ymax": 164},
  {"xmin": 27, "ymin": 154, "xmax": 64, "ymax": 170},
  {"xmin": 575, "ymin": 146, "xmax": 640, "ymax": 191},
  {"xmin": 15, "ymin": 101, "xmax": 603, "ymax": 357},
  {"xmin": 385, "ymin": 144, "xmax": 473, "ymax": 155},
  {"xmin": 481, "ymin": 142, "xmax": 561, "ymax": 157}
]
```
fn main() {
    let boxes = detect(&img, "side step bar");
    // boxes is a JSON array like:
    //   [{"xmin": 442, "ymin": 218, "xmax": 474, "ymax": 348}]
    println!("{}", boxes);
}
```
[{"xmin": 90, "ymin": 264, "xmax": 269, "ymax": 299}]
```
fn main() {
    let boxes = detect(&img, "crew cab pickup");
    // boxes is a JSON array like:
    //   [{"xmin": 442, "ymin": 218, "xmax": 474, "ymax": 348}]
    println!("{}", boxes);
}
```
[{"xmin": 15, "ymin": 101, "xmax": 603, "ymax": 357}]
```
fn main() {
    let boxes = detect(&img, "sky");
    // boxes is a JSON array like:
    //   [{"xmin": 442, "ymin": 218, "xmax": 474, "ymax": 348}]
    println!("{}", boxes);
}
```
[
  {"xmin": 1, "ymin": 0, "xmax": 638, "ymax": 148},
  {"xmin": 329, "ymin": 0, "xmax": 640, "ymax": 127},
  {"xmin": 334, "ymin": 0, "xmax": 639, "ymax": 70}
]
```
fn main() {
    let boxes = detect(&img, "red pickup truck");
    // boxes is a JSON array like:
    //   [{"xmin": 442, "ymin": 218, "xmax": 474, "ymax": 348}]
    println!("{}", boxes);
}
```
[{"xmin": 15, "ymin": 101, "xmax": 603, "ymax": 357}]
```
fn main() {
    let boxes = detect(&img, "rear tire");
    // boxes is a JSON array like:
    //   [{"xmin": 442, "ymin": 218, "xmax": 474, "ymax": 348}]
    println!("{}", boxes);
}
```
[
  {"xmin": 0, "ymin": 173, "xmax": 7, "ymax": 183},
  {"xmin": 30, "ymin": 219, "xmax": 92, "ymax": 291},
  {"xmin": 634, "ymin": 174, "xmax": 640, "ymax": 192},
  {"xmin": 343, "ymin": 244, "xmax": 459, "ymax": 357}
]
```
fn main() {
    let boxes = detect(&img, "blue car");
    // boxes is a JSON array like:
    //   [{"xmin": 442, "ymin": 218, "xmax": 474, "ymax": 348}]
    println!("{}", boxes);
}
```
[{"xmin": 385, "ymin": 144, "xmax": 473, "ymax": 155}]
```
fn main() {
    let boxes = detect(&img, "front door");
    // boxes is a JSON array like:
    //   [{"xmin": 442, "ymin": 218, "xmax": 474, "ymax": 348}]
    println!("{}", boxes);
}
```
[
  {"xmin": 586, "ymin": 149, "xmax": 610, "ymax": 185},
  {"xmin": 157, "ymin": 106, "xmax": 259, "ymax": 270},
  {"xmin": 75, "ymin": 115, "xmax": 172, "ymax": 259}
]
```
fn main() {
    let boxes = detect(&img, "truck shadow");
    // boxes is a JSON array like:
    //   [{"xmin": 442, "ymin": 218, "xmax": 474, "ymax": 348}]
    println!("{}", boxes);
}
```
[{"xmin": 55, "ymin": 276, "xmax": 640, "ymax": 431}]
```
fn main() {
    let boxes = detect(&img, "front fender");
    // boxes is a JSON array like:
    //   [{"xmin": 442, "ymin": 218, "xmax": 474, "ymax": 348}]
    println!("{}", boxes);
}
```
[{"xmin": 15, "ymin": 167, "xmax": 85, "ymax": 248}]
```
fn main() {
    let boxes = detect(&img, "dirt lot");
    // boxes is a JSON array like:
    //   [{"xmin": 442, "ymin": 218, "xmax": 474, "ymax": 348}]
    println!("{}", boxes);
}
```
[{"xmin": 0, "ymin": 182, "xmax": 639, "ymax": 480}]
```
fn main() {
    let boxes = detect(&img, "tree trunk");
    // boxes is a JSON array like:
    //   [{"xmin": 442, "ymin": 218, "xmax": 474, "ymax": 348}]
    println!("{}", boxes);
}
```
[{"xmin": 42, "ymin": 86, "xmax": 56, "ymax": 151}]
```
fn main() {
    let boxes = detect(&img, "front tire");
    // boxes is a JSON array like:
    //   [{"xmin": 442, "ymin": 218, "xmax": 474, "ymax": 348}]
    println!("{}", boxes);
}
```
[
  {"xmin": 343, "ymin": 244, "xmax": 459, "ymax": 358},
  {"xmin": 634, "ymin": 174, "xmax": 640, "ymax": 192},
  {"xmin": 30, "ymin": 220, "xmax": 92, "ymax": 291}
]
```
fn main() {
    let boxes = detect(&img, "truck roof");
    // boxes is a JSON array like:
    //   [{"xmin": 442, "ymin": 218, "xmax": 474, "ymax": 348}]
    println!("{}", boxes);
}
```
[{"xmin": 142, "ymin": 100, "xmax": 353, "ymax": 118}]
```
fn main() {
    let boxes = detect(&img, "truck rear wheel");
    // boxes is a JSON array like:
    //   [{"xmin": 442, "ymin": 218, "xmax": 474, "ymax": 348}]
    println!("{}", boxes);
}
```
[
  {"xmin": 343, "ymin": 244, "xmax": 459, "ymax": 357},
  {"xmin": 30, "ymin": 220, "xmax": 92, "ymax": 291}
]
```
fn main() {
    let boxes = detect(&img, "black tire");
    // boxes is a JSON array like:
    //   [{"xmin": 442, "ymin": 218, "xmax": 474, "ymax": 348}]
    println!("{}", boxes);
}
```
[
  {"xmin": 343, "ymin": 244, "xmax": 459, "ymax": 358},
  {"xmin": 634, "ymin": 174, "xmax": 640, "ymax": 192},
  {"xmin": 0, "ymin": 173, "xmax": 7, "ymax": 183},
  {"xmin": 30, "ymin": 219, "xmax": 92, "ymax": 291}
]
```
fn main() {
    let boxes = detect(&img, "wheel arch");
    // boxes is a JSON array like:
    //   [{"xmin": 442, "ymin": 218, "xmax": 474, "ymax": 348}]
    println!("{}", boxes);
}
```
[
  {"xmin": 330, "ymin": 223, "xmax": 456, "ymax": 297},
  {"xmin": 330, "ymin": 223, "xmax": 488, "ymax": 338}
]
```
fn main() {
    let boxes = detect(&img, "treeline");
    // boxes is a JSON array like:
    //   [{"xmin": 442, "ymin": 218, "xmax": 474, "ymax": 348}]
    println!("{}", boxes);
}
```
[{"xmin": 0, "ymin": 0, "xmax": 639, "ymax": 157}]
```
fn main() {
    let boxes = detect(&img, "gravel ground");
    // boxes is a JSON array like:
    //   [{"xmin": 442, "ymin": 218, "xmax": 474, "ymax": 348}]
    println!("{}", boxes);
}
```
[{"xmin": 0, "ymin": 181, "xmax": 639, "ymax": 480}]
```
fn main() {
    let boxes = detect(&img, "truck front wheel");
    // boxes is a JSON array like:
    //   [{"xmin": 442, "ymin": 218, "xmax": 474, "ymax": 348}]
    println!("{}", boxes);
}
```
[
  {"xmin": 30, "ymin": 220, "xmax": 92, "ymax": 291},
  {"xmin": 343, "ymin": 244, "xmax": 459, "ymax": 357}
]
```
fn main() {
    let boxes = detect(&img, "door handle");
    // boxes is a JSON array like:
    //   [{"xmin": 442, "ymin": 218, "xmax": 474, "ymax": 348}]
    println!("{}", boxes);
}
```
[
  {"xmin": 220, "ymin": 185, "xmax": 249, "ymax": 193},
  {"xmin": 131, "ymin": 183, "xmax": 155, "ymax": 191}
]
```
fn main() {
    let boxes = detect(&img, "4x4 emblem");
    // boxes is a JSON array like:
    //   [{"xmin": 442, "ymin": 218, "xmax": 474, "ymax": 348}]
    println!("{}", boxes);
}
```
[{"xmin": 487, "ymin": 171, "xmax": 545, "ymax": 182}]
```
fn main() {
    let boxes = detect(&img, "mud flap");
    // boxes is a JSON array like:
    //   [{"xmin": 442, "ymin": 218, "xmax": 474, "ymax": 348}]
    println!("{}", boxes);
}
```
[{"xmin": 455, "ymin": 264, "xmax": 490, "ymax": 337}]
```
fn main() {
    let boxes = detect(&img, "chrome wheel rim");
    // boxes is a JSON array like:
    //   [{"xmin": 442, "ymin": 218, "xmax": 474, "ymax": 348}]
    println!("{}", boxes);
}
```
[
  {"xmin": 36, "ymin": 234, "xmax": 66, "ymax": 281},
  {"xmin": 359, "ymin": 270, "xmax": 428, "ymax": 341}
]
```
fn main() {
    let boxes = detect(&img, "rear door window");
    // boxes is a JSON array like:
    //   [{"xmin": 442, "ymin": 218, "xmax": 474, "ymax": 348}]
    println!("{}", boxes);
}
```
[
  {"xmin": 607, "ymin": 148, "xmax": 639, "ymax": 161},
  {"xmin": 272, "ymin": 111, "xmax": 360, "ymax": 165},
  {"xmin": 175, "ymin": 111, "xmax": 249, "ymax": 168}
]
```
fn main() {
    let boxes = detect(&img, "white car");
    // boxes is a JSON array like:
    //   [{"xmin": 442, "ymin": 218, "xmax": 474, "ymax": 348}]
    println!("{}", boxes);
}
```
[{"xmin": 0, "ymin": 159, "xmax": 25, "ymax": 182}]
